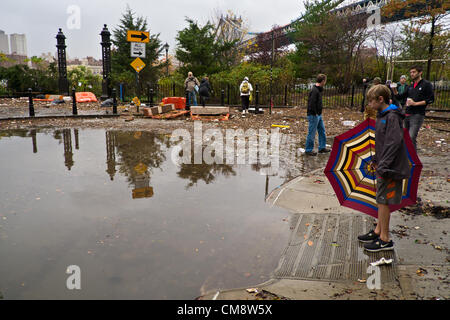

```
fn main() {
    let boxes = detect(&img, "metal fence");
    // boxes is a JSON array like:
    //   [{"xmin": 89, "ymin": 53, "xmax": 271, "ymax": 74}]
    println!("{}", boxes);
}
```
[
  {"xmin": 3, "ymin": 82, "xmax": 448, "ymax": 110},
  {"xmin": 116, "ymin": 82, "xmax": 449, "ymax": 110}
]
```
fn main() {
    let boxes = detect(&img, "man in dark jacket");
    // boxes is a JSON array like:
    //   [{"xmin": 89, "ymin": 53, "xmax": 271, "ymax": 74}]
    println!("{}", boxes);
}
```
[
  {"xmin": 357, "ymin": 85, "xmax": 411, "ymax": 253},
  {"xmin": 305, "ymin": 74, "xmax": 330, "ymax": 156},
  {"xmin": 393, "ymin": 65, "xmax": 435, "ymax": 150},
  {"xmin": 199, "ymin": 77, "xmax": 212, "ymax": 107}
]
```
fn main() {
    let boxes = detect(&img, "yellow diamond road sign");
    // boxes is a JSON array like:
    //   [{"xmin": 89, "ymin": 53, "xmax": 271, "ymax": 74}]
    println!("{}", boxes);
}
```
[
  {"xmin": 131, "ymin": 57, "xmax": 146, "ymax": 73},
  {"xmin": 127, "ymin": 30, "xmax": 150, "ymax": 43}
]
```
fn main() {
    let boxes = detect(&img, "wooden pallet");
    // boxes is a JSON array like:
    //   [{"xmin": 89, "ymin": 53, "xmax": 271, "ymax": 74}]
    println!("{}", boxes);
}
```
[
  {"xmin": 148, "ymin": 110, "xmax": 190, "ymax": 119},
  {"xmin": 190, "ymin": 112, "xmax": 230, "ymax": 121}
]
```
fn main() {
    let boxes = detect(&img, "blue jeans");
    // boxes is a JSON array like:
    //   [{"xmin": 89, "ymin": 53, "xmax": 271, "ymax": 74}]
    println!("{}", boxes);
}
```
[
  {"xmin": 306, "ymin": 115, "xmax": 326, "ymax": 152},
  {"xmin": 188, "ymin": 91, "xmax": 197, "ymax": 106},
  {"xmin": 404, "ymin": 114, "xmax": 424, "ymax": 150}
]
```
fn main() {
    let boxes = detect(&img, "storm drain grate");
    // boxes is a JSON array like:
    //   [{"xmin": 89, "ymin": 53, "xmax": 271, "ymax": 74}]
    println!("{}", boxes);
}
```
[{"xmin": 273, "ymin": 213, "xmax": 397, "ymax": 282}]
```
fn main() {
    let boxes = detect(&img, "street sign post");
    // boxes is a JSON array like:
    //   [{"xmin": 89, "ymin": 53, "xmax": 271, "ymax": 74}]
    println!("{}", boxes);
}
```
[
  {"xmin": 127, "ymin": 30, "xmax": 150, "ymax": 43},
  {"xmin": 127, "ymin": 29, "xmax": 148, "ymax": 113},
  {"xmin": 130, "ymin": 57, "xmax": 146, "ymax": 73},
  {"xmin": 131, "ymin": 42, "xmax": 146, "ymax": 58}
]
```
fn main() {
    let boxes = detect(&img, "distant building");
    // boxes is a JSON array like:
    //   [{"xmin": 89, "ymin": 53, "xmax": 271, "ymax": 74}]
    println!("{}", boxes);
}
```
[
  {"xmin": 39, "ymin": 52, "xmax": 56, "ymax": 64},
  {"xmin": 67, "ymin": 56, "xmax": 103, "ymax": 75},
  {"xmin": 0, "ymin": 53, "xmax": 28, "ymax": 68},
  {"xmin": 10, "ymin": 33, "xmax": 27, "ymax": 56},
  {"xmin": 0, "ymin": 30, "xmax": 9, "ymax": 54}
]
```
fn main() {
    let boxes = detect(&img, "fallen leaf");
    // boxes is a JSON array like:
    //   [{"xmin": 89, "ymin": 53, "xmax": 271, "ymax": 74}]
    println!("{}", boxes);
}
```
[{"xmin": 357, "ymin": 279, "xmax": 367, "ymax": 283}]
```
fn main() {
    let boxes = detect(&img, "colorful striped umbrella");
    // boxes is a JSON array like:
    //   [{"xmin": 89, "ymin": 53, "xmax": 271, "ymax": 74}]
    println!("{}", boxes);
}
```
[{"xmin": 324, "ymin": 118, "xmax": 422, "ymax": 218}]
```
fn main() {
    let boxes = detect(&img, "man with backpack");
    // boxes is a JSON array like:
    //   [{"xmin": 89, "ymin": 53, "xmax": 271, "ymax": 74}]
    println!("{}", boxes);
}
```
[
  {"xmin": 184, "ymin": 72, "xmax": 200, "ymax": 106},
  {"xmin": 239, "ymin": 77, "xmax": 253, "ymax": 114}
]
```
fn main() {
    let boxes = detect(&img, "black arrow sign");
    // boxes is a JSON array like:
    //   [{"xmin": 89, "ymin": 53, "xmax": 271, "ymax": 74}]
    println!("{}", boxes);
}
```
[{"xmin": 131, "ymin": 33, "xmax": 148, "ymax": 41}]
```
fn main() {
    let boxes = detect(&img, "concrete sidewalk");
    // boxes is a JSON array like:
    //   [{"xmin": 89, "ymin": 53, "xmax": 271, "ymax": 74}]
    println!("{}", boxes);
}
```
[{"xmin": 200, "ymin": 166, "xmax": 449, "ymax": 300}]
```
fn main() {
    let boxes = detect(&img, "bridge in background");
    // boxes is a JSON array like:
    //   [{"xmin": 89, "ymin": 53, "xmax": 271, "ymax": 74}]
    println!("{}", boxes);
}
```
[{"xmin": 216, "ymin": 0, "xmax": 441, "ymax": 48}]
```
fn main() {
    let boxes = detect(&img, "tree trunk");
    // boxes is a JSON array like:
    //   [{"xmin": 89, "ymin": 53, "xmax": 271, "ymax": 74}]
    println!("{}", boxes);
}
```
[{"xmin": 426, "ymin": 16, "xmax": 436, "ymax": 80}]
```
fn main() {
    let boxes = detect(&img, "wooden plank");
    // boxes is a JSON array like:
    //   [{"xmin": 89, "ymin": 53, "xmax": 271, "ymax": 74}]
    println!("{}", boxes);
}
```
[
  {"xmin": 143, "ymin": 107, "xmax": 160, "ymax": 117},
  {"xmin": 190, "ymin": 106, "xmax": 229, "ymax": 115},
  {"xmin": 158, "ymin": 104, "xmax": 175, "ymax": 114}
]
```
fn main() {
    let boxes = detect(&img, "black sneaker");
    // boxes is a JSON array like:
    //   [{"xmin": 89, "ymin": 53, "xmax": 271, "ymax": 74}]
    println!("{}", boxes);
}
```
[
  {"xmin": 358, "ymin": 230, "xmax": 379, "ymax": 243},
  {"xmin": 364, "ymin": 238, "xmax": 394, "ymax": 252},
  {"xmin": 305, "ymin": 151, "xmax": 317, "ymax": 156},
  {"xmin": 318, "ymin": 148, "xmax": 331, "ymax": 153}
]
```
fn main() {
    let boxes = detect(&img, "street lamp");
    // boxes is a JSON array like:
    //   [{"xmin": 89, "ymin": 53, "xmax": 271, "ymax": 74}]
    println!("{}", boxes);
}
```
[
  {"xmin": 100, "ymin": 24, "xmax": 112, "ymax": 100},
  {"xmin": 163, "ymin": 43, "xmax": 170, "ymax": 76},
  {"xmin": 56, "ymin": 28, "xmax": 69, "ymax": 96}
]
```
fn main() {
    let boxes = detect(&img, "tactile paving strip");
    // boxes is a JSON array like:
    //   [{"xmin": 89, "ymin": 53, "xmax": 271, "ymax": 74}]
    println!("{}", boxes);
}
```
[{"xmin": 273, "ymin": 213, "xmax": 397, "ymax": 283}]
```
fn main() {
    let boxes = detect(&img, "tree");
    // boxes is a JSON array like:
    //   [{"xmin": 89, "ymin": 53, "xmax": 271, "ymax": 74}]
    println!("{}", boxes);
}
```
[
  {"xmin": 175, "ymin": 18, "xmax": 237, "ymax": 77},
  {"xmin": 111, "ymin": 5, "xmax": 163, "ymax": 91},
  {"xmin": 290, "ymin": 0, "xmax": 367, "ymax": 91},
  {"xmin": 68, "ymin": 66, "xmax": 102, "ymax": 94},
  {"xmin": 369, "ymin": 25, "xmax": 403, "ymax": 80},
  {"xmin": 382, "ymin": 0, "xmax": 450, "ymax": 79}
]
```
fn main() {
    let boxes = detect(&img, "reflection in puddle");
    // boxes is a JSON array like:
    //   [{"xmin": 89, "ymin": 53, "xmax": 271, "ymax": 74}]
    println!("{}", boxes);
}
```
[{"xmin": 0, "ymin": 128, "xmax": 328, "ymax": 299}]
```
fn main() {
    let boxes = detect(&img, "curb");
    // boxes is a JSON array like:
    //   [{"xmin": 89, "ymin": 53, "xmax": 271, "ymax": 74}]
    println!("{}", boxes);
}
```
[{"xmin": 0, "ymin": 114, "xmax": 122, "ymax": 122}]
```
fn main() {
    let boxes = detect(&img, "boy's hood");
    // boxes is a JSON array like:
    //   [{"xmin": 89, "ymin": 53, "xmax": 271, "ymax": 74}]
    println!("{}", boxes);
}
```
[{"xmin": 379, "ymin": 104, "xmax": 405, "ymax": 119}]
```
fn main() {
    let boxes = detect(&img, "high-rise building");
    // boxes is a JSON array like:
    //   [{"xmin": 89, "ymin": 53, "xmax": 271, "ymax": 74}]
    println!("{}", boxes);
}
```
[
  {"xmin": 0, "ymin": 30, "xmax": 9, "ymax": 54},
  {"xmin": 10, "ymin": 33, "xmax": 27, "ymax": 56}
]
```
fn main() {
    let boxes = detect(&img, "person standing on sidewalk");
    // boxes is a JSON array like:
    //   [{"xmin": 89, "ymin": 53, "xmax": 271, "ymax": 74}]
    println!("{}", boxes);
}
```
[
  {"xmin": 184, "ymin": 72, "xmax": 200, "ymax": 106},
  {"xmin": 305, "ymin": 74, "xmax": 330, "ymax": 156},
  {"xmin": 393, "ymin": 65, "xmax": 435, "ymax": 150},
  {"xmin": 358, "ymin": 85, "xmax": 410, "ymax": 252},
  {"xmin": 239, "ymin": 77, "xmax": 253, "ymax": 114}
]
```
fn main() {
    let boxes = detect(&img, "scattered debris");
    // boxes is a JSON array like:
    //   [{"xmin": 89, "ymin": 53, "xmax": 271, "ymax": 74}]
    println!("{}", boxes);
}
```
[
  {"xmin": 331, "ymin": 242, "xmax": 340, "ymax": 247},
  {"xmin": 416, "ymin": 268, "xmax": 428, "ymax": 277},
  {"xmin": 101, "ymin": 99, "xmax": 114, "ymax": 107},
  {"xmin": 255, "ymin": 290, "xmax": 289, "ymax": 300},
  {"xmin": 400, "ymin": 199, "xmax": 450, "ymax": 220},
  {"xmin": 370, "ymin": 257, "xmax": 393, "ymax": 267},
  {"xmin": 342, "ymin": 121, "xmax": 356, "ymax": 127},
  {"xmin": 246, "ymin": 288, "xmax": 259, "ymax": 293}
]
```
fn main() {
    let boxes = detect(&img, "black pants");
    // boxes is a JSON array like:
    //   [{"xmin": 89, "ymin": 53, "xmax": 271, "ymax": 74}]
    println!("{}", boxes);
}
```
[
  {"xmin": 200, "ymin": 95, "xmax": 208, "ymax": 107},
  {"xmin": 241, "ymin": 95, "xmax": 250, "ymax": 110}
]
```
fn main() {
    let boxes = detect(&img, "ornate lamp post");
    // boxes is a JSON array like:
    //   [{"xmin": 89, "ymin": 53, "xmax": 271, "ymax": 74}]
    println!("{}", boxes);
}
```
[
  {"xmin": 100, "ymin": 24, "xmax": 112, "ymax": 100},
  {"xmin": 56, "ymin": 28, "xmax": 69, "ymax": 96},
  {"xmin": 163, "ymin": 43, "xmax": 170, "ymax": 76}
]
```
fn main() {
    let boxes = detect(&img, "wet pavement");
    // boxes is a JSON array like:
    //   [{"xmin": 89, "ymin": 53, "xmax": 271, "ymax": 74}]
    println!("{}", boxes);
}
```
[
  {"xmin": 200, "ymin": 153, "xmax": 449, "ymax": 300},
  {"xmin": 0, "ymin": 128, "xmax": 316, "ymax": 299},
  {"xmin": 0, "ymin": 107, "xmax": 448, "ymax": 300}
]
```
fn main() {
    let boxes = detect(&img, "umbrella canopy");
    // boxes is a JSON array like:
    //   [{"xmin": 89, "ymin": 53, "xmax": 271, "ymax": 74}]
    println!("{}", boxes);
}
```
[{"xmin": 324, "ymin": 118, "xmax": 422, "ymax": 218}]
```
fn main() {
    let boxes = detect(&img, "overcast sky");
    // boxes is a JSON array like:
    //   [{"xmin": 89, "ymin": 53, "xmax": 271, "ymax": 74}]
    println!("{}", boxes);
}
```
[{"xmin": 0, "ymin": 0, "xmax": 314, "ymax": 59}]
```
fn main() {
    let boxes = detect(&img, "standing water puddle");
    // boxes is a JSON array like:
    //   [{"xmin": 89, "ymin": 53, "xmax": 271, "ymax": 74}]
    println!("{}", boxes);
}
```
[{"xmin": 0, "ymin": 128, "xmax": 324, "ymax": 299}]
